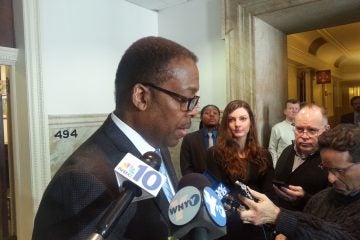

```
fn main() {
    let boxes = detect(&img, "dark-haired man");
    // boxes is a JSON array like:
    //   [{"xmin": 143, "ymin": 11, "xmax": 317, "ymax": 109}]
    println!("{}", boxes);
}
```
[
  {"xmin": 32, "ymin": 36, "xmax": 200, "ymax": 239},
  {"xmin": 238, "ymin": 124, "xmax": 360, "ymax": 240},
  {"xmin": 341, "ymin": 96, "xmax": 360, "ymax": 126},
  {"xmin": 180, "ymin": 104, "xmax": 220, "ymax": 175}
]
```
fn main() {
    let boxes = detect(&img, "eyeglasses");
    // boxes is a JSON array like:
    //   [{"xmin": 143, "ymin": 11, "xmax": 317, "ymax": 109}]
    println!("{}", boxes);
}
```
[
  {"xmin": 318, "ymin": 162, "xmax": 358, "ymax": 176},
  {"xmin": 141, "ymin": 82, "xmax": 200, "ymax": 112},
  {"xmin": 294, "ymin": 127, "xmax": 321, "ymax": 137}
]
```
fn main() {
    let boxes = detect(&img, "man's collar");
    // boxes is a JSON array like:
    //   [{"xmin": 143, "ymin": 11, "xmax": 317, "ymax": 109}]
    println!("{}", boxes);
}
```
[
  {"xmin": 292, "ymin": 142, "xmax": 317, "ymax": 160},
  {"xmin": 285, "ymin": 119, "xmax": 294, "ymax": 125},
  {"xmin": 111, "ymin": 112, "xmax": 155, "ymax": 154},
  {"xmin": 202, "ymin": 128, "xmax": 217, "ymax": 135},
  {"xmin": 330, "ymin": 188, "xmax": 360, "ymax": 203}
]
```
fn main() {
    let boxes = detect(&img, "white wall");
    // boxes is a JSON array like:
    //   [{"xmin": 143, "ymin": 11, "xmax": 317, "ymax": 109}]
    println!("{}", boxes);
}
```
[
  {"xmin": 40, "ymin": 0, "xmax": 226, "ymax": 114},
  {"xmin": 253, "ymin": 18, "xmax": 287, "ymax": 146},
  {"xmin": 40, "ymin": 0, "xmax": 158, "ymax": 114},
  {"xmin": 158, "ymin": 0, "xmax": 226, "ymax": 110}
]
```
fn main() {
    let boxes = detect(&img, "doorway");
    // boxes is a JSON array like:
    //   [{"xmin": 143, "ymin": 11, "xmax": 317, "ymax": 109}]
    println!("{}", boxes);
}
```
[
  {"xmin": 0, "ymin": 64, "xmax": 16, "ymax": 240},
  {"xmin": 287, "ymin": 22, "xmax": 360, "ymax": 126}
]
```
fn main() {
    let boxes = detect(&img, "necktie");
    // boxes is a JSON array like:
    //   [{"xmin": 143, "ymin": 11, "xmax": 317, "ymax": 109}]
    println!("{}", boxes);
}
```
[
  {"xmin": 208, "ymin": 132, "xmax": 214, "ymax": 148},
  {"xmin": 155, "ymin": 149, "xmax": 175, "ymax": 202}
]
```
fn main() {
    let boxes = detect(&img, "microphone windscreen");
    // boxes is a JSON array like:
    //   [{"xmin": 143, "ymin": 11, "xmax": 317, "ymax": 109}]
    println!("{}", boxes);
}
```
[
  {"xmin": 177, "ymin": 173, "xmax": 211, "ymax": 191},
  {"xmin": 170, "ymin": 173, "xmax": 227, "ymax": 239},
  {"xmin": 141, "ymin": 151, "xmax": 162, "ymax": 170}
]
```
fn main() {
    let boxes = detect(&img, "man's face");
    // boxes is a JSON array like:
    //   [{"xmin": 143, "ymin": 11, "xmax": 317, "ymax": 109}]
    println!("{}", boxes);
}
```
[
  {"xmin": 201, "ymin": 106, "xmax": 220, "ymax": 128},
  {"xmin": 294, "ymin": 108, "xmax": 327, "ymax": 155},
  {"xmin": 320, "ymin": 149, "xmax": 360, "ymax": 196},
  {"xmin": 145, "ymin": 58, "xmax": 199, "ymax": 147},
  {"xmin": 352, "ymin": 98, "xmax": 360, "ymax": 112},
  {"xmin": 284, "ymin": 103, "xmax": 300, "ymax": 122}
]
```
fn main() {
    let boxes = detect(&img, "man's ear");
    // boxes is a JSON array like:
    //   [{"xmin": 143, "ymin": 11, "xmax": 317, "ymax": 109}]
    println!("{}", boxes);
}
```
[
  {"xmin": 132, "ymin": 83, "xmax": 150, "ymax": 111},
  {"xmin": 324, "ymin": 124, "xmax": 331, "ymax": 131}
]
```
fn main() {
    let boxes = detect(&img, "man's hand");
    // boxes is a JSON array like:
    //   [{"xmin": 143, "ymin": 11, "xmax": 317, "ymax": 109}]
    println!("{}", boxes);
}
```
[
  {"xmin": 237, "ymin": 188, "xmax": 280, "ymax": 225},
  {"xmin": 273, "ymin": 184, "xmax": 305, "ymax": 202}
]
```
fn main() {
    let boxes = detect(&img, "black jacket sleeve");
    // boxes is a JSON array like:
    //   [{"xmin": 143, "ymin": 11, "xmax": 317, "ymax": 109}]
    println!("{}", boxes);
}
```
[{"xmin": 276, "ymin": 209, "xmax": 358, "ymax": 240}]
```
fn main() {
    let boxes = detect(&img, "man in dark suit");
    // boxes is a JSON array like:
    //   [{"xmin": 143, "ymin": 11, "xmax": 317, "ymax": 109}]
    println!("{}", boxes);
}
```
[
  {"xmin": 341, "ymin": 96, "xmax": 360, "ymax": 126},
  {"xmin": 180, "ymin": 105, "xmax": 220, "ymax": 175},
  {"xmin": 32, "ymin": 36, "xmax": 200, "ymax": 240}
]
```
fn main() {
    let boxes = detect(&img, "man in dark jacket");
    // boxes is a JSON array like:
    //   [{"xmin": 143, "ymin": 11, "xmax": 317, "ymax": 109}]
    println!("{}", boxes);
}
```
[
  {"xmin": 180, "ymin": 104, "xmax": 220, "ymax": 175},
  {"xmin": 238, "ymin": 124, "xmax": 360, "ymax": 240},
  {"xmin": 273, "ymin": 104, "xmax": 329, "ymax": 211},
  {"xmin": 32, "ymin": 36, "xmax": 200, "ymax": 240},
  {"xmin": 341, "ymin": 96, "xmax": 360, "ymax": 126}
]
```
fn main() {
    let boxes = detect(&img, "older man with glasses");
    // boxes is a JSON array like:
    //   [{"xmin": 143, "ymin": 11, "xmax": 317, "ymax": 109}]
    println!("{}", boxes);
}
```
[
  {"xmin": 272, "ymin": 104, "xmax": 330, "ymax": 211},
  {"xmin": 238, "ymin": 124, "xmax": 360, "ymax": 240}
]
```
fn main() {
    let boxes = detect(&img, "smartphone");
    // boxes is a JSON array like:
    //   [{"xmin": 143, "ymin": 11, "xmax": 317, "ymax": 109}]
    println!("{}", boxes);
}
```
[
  {"xmin": 221, "ymin": 194, "xmax": 246, "ymax": 215},
  {"xmin": 234, "ymin": 181, "xmax": 254, "ymax": 200},
  {"xmin": 272, "ymin": 180, "xmax": 288, "ymax": 188}
]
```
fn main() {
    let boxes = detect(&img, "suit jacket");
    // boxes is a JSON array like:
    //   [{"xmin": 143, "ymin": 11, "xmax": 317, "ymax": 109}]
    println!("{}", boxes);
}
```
[
  {"xmin": 274, "ymin": 144, "xmax": 329, "ymax": 211},
  {"xmin": 32, "ymin": 115, "xmax": 178, "ymax": 240},
  {"xmin": 180, "ymin": 129, "xmax": 208, "ymax": 175},
  {"xmin": 340, "ymin": 112, "xmax": 355, "ymax": 124}
]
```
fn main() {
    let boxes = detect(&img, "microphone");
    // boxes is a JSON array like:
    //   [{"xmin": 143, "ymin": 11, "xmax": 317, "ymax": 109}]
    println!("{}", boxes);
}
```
[
  {"xmin": 168, "ymin": 173, "xmax": 227, "ymax": 240},
  {"xmin": 114, "ymin": 151, "xmax": 167, "ymax": 201},
  {"xmin": 203, "ymin": 172, "xmax": 246, "ymax": 214},
  {"xmin": 88, "ymin": 152, "xmax": 163, "ymax": 240},
  {"xmin": 203, "ymin": 173, "xmax": 273, "ymax": 239}
]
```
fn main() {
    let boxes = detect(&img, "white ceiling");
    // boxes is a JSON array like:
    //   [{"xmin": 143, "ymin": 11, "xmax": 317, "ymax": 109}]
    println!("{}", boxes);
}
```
[
  {"xmin": 125, "ymin": 0, "xmax": 360, "ymax": 71},
  {"xmin": 125, "ymin": 0, "xmax": 190, "ymax": 11}
]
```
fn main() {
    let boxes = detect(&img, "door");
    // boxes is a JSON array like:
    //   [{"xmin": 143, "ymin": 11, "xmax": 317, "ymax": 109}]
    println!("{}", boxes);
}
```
[{"xmin": 0, "ymin": 64, "xmax": 15, "ymax": 240}]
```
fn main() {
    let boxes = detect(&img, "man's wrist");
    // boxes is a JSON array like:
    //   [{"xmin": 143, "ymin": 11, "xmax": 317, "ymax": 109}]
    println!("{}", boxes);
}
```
[
  {"xmin": 273, "ymin": 206, "xmax": 281, "ymax": 224},
  {"xmin": 275, "ymin": 208, "xmax": 298, "ymax": 236}
]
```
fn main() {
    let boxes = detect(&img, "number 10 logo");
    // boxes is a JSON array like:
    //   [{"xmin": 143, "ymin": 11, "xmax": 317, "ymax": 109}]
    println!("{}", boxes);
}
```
[
  {"xmin": 115, "ymin": 153, "xmax": 166, "ymax": 197},
  {"xmin": 132, "ymin": 164, "xmax": 162, "ymax": 191}
]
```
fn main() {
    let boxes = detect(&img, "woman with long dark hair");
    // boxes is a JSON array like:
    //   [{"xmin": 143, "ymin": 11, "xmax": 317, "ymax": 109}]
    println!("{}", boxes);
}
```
[{"xmin": 205, "ymin": 100, "xmax": 275, "ymax": 240}]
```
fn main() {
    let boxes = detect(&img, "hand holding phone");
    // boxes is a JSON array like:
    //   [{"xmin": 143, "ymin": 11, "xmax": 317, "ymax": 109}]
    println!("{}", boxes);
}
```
[
  {"xmin": 222, "ymin": 194, "xmax": 246, "ymax": 214},
  {"xmin": 221, "ymin": 181, "xmax": 254, "ymax": 214},
  {"xmin": 272, "ymin": 180, "xmax": 288, "ymax": 188},
  {"xmin": 234, "ymin": 181, "xmax": 254, "ymax": 200}
]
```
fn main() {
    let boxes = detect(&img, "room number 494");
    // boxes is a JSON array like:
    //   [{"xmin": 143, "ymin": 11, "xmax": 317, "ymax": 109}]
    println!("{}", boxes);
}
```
[{"xmin": 54, "ymin": 129, "xmax": 78, "ymax": 139}]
